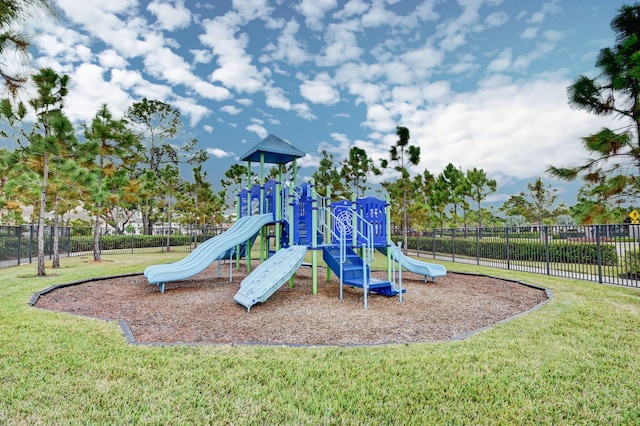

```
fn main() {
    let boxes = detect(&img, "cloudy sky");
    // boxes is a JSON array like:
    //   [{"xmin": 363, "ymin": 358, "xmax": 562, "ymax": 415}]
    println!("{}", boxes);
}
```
[{"xmin": 10, "ymin": 0, "xmax": 627, "ymax": 206}]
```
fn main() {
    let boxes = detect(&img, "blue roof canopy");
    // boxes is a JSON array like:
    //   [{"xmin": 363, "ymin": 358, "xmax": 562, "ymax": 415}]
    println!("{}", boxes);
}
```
[{"xmin": 239, "ymin": 134, "xmax": 306, "ymax": 164}]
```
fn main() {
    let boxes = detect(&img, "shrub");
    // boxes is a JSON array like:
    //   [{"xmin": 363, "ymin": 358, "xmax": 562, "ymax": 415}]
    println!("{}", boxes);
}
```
[{"xmin": 404, "ymin": 235, "xmax": 618, "ymax": 265}]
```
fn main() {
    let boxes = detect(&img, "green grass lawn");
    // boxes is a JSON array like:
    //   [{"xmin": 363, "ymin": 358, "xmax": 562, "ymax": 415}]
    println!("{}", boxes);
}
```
[{"xmin": 1, "ymin": 252, "xmax": 640, "ymax": 424}]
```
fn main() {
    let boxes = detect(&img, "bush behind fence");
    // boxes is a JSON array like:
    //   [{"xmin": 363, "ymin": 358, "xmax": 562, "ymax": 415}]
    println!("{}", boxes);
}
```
[
  {"xmin": 0, "ymin": 225, "xmax": 223, "ymax": 263},
  {"xmin": 404, "ymin": 236, "xmax": 618, "ymax": 265}
]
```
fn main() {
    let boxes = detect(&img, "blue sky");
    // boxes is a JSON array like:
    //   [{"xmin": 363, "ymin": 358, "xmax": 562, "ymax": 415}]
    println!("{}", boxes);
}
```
[{"xmin": 9, "ymin": 0, "xmax": 628, "ymax": 207}]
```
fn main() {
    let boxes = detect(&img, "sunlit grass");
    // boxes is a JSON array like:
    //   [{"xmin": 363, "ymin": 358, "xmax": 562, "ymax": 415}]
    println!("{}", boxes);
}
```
[{"xmin": 1, "ymin": 253, "xmax": 640, "ymax": 424}]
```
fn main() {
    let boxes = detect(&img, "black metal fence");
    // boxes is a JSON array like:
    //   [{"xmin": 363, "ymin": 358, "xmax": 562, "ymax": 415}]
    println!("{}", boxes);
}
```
[
  {"xmin": 392, "ymin": 223, "xmax": 640, "ymax": 288},
  {"xmin": 4, "ymin": 223, "xmax": 640, "ymax": 288},
  {"xmin": 0, "ymin": 225, "xmax": 225, "ymax": 268}
]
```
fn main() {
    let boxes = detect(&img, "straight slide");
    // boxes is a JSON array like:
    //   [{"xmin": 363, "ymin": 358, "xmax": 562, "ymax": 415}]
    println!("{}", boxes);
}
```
[
  {"xmin": 144, "ymin": 213, "xmax": 274, "ymax": 291},
  {"xmin": 383, "ymin": 245, "xmax": 447, "ymax": 281},
  {"xmin": 234, "ymin": 245, "xmax": 308, "ymax": 311}
]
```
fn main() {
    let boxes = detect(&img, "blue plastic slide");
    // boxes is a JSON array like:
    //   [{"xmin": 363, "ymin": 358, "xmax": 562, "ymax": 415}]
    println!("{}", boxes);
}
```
[
  {"xmin": 234, "ymin": 245, "xmax": 308, "ymax": 311},
  {"xmin": 144, "ymin": 214, "xmax": 274, "ymax": 292},
  {"xmin": 383, "ymin": 244, "xmax": 447, "ymax": 282}
]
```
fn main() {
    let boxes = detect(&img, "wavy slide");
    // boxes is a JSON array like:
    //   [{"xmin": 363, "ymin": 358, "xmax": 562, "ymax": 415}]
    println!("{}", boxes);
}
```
[
  {"xmin": 382, "ymin": 244, "xmax": 447, "ymax": 282},
  {"xmin": 234, "ymin": 245, "xmax": 308, "ymax": 311},
  {"xmin": 144, "ymin": 213, "xmax": 274, "ymax": 292}
]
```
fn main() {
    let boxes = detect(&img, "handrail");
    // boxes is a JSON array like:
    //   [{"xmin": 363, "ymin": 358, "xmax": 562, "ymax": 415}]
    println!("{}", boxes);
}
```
[
  {"xmin": 320, "ymin": 206, "xmax": 348, "ymax": 300},
  {"xmin": 389, "ymin": 242, "xmax": 404, "ymax": 302}
]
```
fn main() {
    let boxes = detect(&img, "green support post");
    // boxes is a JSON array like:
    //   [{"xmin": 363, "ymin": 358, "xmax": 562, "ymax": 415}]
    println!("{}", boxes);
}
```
[
  {"xmin": 311, "ymin": 179, "xmax": 318, "ymax": 295},
  {"xmin": 275, "ymin": 166, "xmax": 282, "ymax": 251},
  {"xmin": 288, "ymin": 181, "xmax": 295, "ymax": 288},
  {"xmin": 236, "ymin": 193, "xmax": 241, "ymax": 271},
  {"xmin": 259, "ymin": 153, "xmax": 265, "ymax": 263},
  {"xmin": 351, "ymin": 195, "xmax": 358, "ymax": 253}
]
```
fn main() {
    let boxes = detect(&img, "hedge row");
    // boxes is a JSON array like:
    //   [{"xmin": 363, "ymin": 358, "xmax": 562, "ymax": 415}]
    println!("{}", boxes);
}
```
[
  {"xmin": 403, "ymin": 236, "xmax": 618, "ymax": 266},
  {"xmin": 0, "ymin": 234, "xmax": 214, "ymax": 260}
]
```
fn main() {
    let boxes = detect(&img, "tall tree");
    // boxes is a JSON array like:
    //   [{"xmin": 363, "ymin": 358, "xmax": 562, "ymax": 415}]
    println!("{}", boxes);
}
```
[
  {"xmin": 311, "ymin": 149, "xmax": 345, "ymax": 198},
  {"xmin": 125, "ymin": 98, "xmax": 207, "ymax": 234},
  {"xmin": 381, "ymin": 126, "xmax": 420, "ymax": 250},
  {"xmin": 158, "ymin": 164, "xmax": 182, "ymax": 251},
  {"xmin": 466, "ymin": 167, "xmax": 497, "ymax": 228},
  {"xmin": 439, "ymin": 163, "xmax": 468, "ymax": 226},
  {"xmin": 340, "ymin": 146, "xmax": 380, "ymax": 198},
  {"xmin": 548, "ymin": 3, "xmax": 640, "ymax": 205},
  {"xmin": 0, "ymin": 68, "xmax": 73, "ymax": 275},
  {"xmin": 527, "ymin": 177, "xmax": 558, "ymax": 225},
  {"xmin": 499, "ymin": 177, "xmax": 557, "ymax": 225},
  {"xmin": 413, "ymin": 169, "xmax": 437, "ymax": 230},
  {"xmin": 0, "ymin": 0, "xmax": 55, "ymax": 96},
  {"xmin": 83, "ymin": 104, "xmax": 137, "ymax": 261},
  {"xmin": 220, "ymin": 163, "xmax": 252, "ymax": 213},
  {"xmin": 176, "ymin": 165, "xmax": 222, "ymax": 231},
  {"xmin": 428, "ymin": 178, "xmax": 450, "ymax": 232}
]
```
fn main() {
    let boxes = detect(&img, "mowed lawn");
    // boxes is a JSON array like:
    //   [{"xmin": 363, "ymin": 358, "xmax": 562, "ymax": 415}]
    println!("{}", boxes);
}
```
[{"xmin": 1, "ymin": 253, "xmax": 639, "ymax": 425}]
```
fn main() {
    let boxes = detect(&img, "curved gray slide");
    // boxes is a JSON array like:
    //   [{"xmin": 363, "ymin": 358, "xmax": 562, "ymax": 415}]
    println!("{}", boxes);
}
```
[
  {"xmin": 234, "ymin": 245, "xmax": 308, "ymax": 311},
  {"xmin": 144, "ymin": 214, "xmax": 274, "ymax": 291},
  {"xmin": 386, "ymin": 244, "xmax": 447, "ymax": 281}
]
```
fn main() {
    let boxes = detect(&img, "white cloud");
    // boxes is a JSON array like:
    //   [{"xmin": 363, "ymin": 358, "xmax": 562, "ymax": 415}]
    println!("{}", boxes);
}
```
[
  {"xmin": 295, "ymin": 0, "xmax": 338, "ymax": 31},
  {"xmin": 207, "ymin": 147, "xmax": 233, "ymax": 158},
  {"xmin": 292, "ymin": 103, "xmax": 317, "ymax": 120},
  {"xmin": 246, "ymin": 122, "xmax": 268, "ymax": 139},
  {"xmin": 403, "ymin": 75, "xmax": 615, "ymax": 181},
  {"xmin": 220, "ymin": 105, "xmax": 243, "ymax": 115},
  {"xmin": 98, "ymin": 49, "xmax": 128, "ymax": 69},
  {"xmin": 485, "ymin": 11, "xmax": 509, "ymax": 27},
  {"xmin": 65, "ymin": 63, "xmax": 132, "ymax": 122},
  {"xmin": 201, "ymin": 15, "xmax": 268, "ymax": 93},
  {"xmin": 203, "ymin": 125, "xmax": 214, "ymax": 133},
  {"xmin": 190, "ymin": 49, "xmax": 213, "ymax": 64},
  {"xmin": 332, "ymin": 0, "xmax": 369, "ymax": 19},
  {"xmin": 263, "ymin": 86, "xmax": 292, "ymax": 110},
  {"xmin": 172, "ymin": 98, "xmax": 210, "ymax": 126},
  {"xmin": 230, "ymin": 0, "xmax": 274, "ymax": 22},
  {"xmin": 299, "ymin": 72, "xmax": 340, "ymax": 105},
  {"xmin": 191, "ymin": 80, "xmax": 232, "ymax": 101},
  {"xmin": 362, "ymin": 104, "xmax": 395, "ymax": 134},
  {"xmin": 147, "ymin": 0, "xmax": 192, "ymax": 31},
  {"xmin": 521, "ymin": 26, "xmax": 538, "ymax": 39},
  {"xmin": 261, "ymin": 19, "xmax": 310, "ymax": 66},
  {"xmin": 487, "ymin": 48, "xmax": 513, "ymax": 73},
  {"xmin": 316, "ymin": 21, "xmax": 364, "ymax": 67}
]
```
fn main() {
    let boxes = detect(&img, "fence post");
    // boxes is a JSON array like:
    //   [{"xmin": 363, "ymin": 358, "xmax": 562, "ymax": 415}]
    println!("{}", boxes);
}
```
[
  {"xmin": 67, "ymin": 227, "xmax": 71, "ymax": 258},
  {"xmin": 17, "ymin": 227, "xmax": 22, "ymax": 266},
  {"xmin": 544, "ymin": 226, "xmax": 550, "ymax": 276},
  {"xmin": 432, "ymin": 230, "xmax": 436, "ymax": 259},
  {"xmin": 29, "ymin": 225, "xmax": 33, "ymax": 263},
  {"xmin": 49, "ymin": 226, "xmax": 53, "ymax": 260},
  {"xmin": 506, "ymin": 227, "xmax": 510, "ymax": 270},
  {"xmin": 476, "ymin": 227, "xmax": 480, "ymax": 265},
  {"xmin": 596, "ymin": 225, "xmax": 603, "ymax": 284},
  {"xmin": 451, "ymin": 229, "xmax": 456, "ymax": 262}
]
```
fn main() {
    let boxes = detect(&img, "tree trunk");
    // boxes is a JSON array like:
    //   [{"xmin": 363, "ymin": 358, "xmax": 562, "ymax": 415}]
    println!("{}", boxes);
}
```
[
  {"xmin": 52, "ymin": 203, "xmax": 60, "ymax": 268},
  {"xmin": 165, "ymin": 193, "xmax": 171, "ymax": 252},
  {"xmin": 93, "ymin": 215, "xmax": 101, "ymax": 261},
  {"xmin": 37, "ymin": 152, "xmax": 48, "ymax": 276},
  {"xmin": 403, "ymin": 186, "xmax": 408, "ymax": 254}
]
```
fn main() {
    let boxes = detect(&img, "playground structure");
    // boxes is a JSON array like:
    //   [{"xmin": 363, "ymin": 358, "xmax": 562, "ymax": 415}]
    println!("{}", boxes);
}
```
[{"xmin": 145, "ymin": 134, "xmax": 447, "ymax": 310}]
